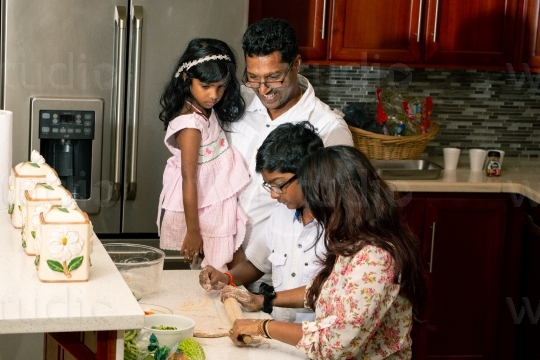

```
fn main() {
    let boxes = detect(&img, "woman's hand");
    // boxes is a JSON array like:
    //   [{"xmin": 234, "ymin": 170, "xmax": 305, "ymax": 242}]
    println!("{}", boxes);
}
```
[
  {"xmin": 199, "ymin": 265, "xmax": 229, "ymax": 291},
  {"xmin": 221, "ymin": 285, "xmax": 264, "ymax": 312},
  {"xmin": 180, "ymin": 229, "xmax": 204, "ymax": 266},
  {"xmin": 228, "ymin": 319, "xmax": 263, "ymax": 346}
]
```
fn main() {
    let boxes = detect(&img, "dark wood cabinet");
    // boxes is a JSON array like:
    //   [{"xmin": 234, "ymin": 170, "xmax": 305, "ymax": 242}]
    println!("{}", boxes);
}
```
[
  {"xmin": 399, "ymin": 194, "xmax": 519, "ymax": 359},
  {"xmin": 516, "ymin": 199, "xmax": 540, "ymax": 359},
  {"xmin": 421, "ymin": 197, "xmax": 507, "ymax": 359},
  {"xmin": 398, "ymin": 194, "xmax": 426, "ymax": 241},
  {"xmin": 250, "ymin": 0, "xmax": 523, "ymax": 69},
  {"xmin": 248, "ymin": 0, "xmax": 328, "ymax": 60},
  {"xmin": 329, "ymin": 0, "xmax": 423, "ymax": 63},
  {"xmin": 519, "ymin": 0, "xmax": 540, "ymax": 71},
  {"xmin": 422, "ymin": 0, "xmax": 519, "ymax": 67},
  {"xmin": 44, "ymin": 331, "xmax": 116, "ymax": 360},
  {"xmin": 331, "ymin": 0, "xmax": 520, "ymax": 67}
]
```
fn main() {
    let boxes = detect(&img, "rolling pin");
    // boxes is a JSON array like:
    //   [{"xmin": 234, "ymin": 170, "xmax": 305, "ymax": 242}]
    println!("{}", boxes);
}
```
[{"xmin": 224, "ymin": 297, "xmax": 252, "ymax": 344}]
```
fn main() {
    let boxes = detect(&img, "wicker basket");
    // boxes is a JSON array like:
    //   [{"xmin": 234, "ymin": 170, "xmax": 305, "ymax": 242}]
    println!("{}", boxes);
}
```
[{"xmin": 348, "ymin": 122, "xmax": 439, "ymax": 160}]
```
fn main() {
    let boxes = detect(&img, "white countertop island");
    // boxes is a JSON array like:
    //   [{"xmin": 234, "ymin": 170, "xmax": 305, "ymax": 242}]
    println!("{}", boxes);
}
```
[
  {"xmin": 141, "ymin": 270, "xmax": 307, "ymax": 360},
  {"xmin": 0, "ymin": 209, "xmax": 306, "ymax": 359},
  {"xmin": 0, "ymin": 213, "xmax": 145, "ymax": 335}
]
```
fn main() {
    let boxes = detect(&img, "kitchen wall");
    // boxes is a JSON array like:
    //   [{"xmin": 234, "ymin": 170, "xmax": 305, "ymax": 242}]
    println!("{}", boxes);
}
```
[{"xmin": 301, "ymin": 65, "xmax": 540, "ymax": 158}]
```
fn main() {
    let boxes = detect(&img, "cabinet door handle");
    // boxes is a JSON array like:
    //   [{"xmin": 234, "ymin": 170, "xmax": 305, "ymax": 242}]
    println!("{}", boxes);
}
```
[
  {"xmin": 321, "ymin": 0, "xmax": 327, "ymax": 40},
  {"xmin": 416, "ymin": 0, "xmax": 423, "ymax": 42},
  {"xmin": 432, "ymin": 0, "xmax": 440, "ymax": 42},
  {"xmin": 429, "ymin": 222, "xmax": 436, "ymax": 273}
]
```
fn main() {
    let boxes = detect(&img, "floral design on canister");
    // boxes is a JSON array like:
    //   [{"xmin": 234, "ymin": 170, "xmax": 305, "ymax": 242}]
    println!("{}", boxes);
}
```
[{"xmin": 46, "ymin": 226, "xmax": 85, "ymax": 278}]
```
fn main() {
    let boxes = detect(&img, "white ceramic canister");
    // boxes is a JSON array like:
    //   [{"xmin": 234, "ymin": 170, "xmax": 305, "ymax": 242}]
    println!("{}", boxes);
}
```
[
  {"xmin": 23, "ymin": 171, "xmax": 69, "ymax": 256},
  {"xmin": 36, "ymin": 195, "xmax": 93, "ymax": 282},
  {"xmin": 8, "ymin": 150, "xmax": 53, "ymax": 229}
]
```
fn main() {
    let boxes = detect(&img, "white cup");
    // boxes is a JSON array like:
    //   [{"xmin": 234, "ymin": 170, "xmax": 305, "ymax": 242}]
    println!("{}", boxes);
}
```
[
  {"xmin": 443, "ymin": 147, "xmax": 461, "ymax": 170},
  {"xmin": 486, "ymin": 149, "xmax": 505, "ymax": 167},
  {"xmin": 469, "ymin": 149, "xmax": 487, "ymax": 172}
]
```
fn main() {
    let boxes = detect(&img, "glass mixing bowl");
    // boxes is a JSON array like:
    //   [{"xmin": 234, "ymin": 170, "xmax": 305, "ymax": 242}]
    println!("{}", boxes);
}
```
[{"xmin": 104, "ymin": 243, "xmax": 165, "ymax": 300}]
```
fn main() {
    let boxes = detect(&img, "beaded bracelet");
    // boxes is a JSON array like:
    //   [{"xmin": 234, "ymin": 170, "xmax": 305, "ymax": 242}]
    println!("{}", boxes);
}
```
[{"xmin": 223, "ymin": 271, "xmax": 236, "ymax": 287}]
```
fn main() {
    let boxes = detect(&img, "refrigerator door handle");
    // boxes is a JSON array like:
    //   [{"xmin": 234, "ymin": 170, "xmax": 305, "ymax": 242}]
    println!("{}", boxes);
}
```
[
  {"xmin": 125, "ymin": 5, "xmax": 143, "ymax": 201},
  {"xmin": 109, "ymin": 6, "xmax": 127, "ymax": 203}
]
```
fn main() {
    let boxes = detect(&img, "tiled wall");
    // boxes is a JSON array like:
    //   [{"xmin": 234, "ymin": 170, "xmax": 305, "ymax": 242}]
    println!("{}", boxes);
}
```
[{"xmin": 301, "ymin": 65, "xmax": 540, "ymax": 158}]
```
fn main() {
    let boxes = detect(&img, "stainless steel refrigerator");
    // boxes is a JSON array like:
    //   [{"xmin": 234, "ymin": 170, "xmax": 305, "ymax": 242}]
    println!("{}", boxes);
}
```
[{"xmin": 0, "ymin": 0, "xmax": 248, "ymax": 242}]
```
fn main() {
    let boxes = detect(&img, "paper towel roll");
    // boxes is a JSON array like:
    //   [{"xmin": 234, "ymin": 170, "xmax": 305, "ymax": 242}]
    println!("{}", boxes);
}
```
[{"xmin": 0, "ymin": 111, "xmax": 13, "ymax": 210}]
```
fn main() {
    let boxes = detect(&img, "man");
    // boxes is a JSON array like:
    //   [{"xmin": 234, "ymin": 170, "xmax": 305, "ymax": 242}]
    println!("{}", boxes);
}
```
[
  {"xmin": 200, "ymin": 122, "xmax": 325, "ymax": 322},
  {"xmin": 227, "ymin": 18, "xmax": 353, "ymax": 252}
]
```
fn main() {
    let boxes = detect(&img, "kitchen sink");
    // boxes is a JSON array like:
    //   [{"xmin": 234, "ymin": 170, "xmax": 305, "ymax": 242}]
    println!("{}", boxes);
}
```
[{"xmin": 370, "ymin": 160, "xmax": 443, "ymax": 180}]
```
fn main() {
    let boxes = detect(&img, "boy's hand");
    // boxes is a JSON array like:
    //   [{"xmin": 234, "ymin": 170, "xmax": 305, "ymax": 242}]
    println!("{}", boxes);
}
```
[
  {"xmin": 221, "ymin": 285, "xmax": 263, "ymax": 312},
  {"xmin": 199, "ymin": 265, "xmax": 229, "ymax": 291}
]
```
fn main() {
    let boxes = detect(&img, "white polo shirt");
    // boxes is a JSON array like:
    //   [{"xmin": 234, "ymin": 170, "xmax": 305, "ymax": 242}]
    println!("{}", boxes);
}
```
[
  {"xmin": 227, "ymin": 75, "xmax": 353, "ymax": 248},
  {"xmin": 245, "ymin": 204, "xmax": 326, "ymax": 322}
]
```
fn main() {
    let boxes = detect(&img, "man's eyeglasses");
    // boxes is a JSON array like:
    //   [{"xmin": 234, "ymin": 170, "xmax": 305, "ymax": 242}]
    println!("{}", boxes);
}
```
[
  {"xmin": 243, "ymin": 60, "xmax": 294, "ymax": 89},
  {"xmin": 262, "ymin": 175, "xmax": 297, "ymax": 194}
]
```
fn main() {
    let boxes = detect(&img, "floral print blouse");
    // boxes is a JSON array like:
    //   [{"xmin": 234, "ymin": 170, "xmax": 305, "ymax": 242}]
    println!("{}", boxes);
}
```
[{"xmin": 296, "ymin": 245, "xmax": 413, "ymax": 359}]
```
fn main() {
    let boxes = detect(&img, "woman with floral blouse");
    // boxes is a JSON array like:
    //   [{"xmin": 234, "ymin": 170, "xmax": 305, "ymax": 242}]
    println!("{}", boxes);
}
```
[{"xmin": 224, "ymin": 145, "xmax": 427, "ymax": 359}]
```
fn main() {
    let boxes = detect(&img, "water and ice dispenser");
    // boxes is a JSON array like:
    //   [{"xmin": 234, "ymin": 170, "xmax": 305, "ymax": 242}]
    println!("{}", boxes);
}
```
[
  {"xmin": 30, "ymin": 98, "xmax": 103, "ymax": 214},
  {"xmin": 38, "ymin": 111, "xmax": 94, "ymax": 199}
]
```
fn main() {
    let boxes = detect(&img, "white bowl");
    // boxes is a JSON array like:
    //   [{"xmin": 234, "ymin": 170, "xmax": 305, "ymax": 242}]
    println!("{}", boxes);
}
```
[{"xmin": 143, "ymin": 314, "xmax": 195, "ymax": 348}]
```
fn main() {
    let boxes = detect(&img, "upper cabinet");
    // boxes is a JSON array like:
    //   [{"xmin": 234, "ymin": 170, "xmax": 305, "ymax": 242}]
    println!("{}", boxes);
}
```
[
  {"xmin": 519, "ymin": 0, "xmax": 540, "ymax": 71},
  {"xmin": 421, "ymin": 0, "xmax": 519, "ymax": 67},
  {"xmin": 248, "ymin": 0, "xmax": 328, "ymax": 60},
  {"xmin": 329, "ymin": 0, "xmax": 423, "ymax": 63},
  {"xmin": 250, "ymin": 0, "xmax": 527, "ymax": 70}
]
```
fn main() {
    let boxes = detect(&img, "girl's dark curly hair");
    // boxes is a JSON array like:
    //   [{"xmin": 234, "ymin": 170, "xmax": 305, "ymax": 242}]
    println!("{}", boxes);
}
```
[
  {"xmin": 242, "ymin": 18, "xmax": 299, "ymax": 63},
  {"xmin": 159, "ymin": 38, "xmax": 245, "ymax": 129},
  {"xmin": 298, "ymin": 146, "xmax": 428, "ymax": 324}
]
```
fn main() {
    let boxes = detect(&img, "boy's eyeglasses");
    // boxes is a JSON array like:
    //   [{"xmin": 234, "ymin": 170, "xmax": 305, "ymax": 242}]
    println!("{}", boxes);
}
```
[
  {"xmin": 243, "ymin": 60, "xmax": 294, "ymax": 89},
  {"xmin": 262, "ymin": 175, "xmax": 297, "ymax": 194}
]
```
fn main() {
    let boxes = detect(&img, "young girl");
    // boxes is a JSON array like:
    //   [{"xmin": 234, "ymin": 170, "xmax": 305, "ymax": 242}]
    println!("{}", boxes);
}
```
[
  {"xmin": 224, "ymin": 146, "xmax": 428, "ymax": 359},
  {"xmin": 157, "ymin": 38, "xmax": 249, "ymax": 272}
]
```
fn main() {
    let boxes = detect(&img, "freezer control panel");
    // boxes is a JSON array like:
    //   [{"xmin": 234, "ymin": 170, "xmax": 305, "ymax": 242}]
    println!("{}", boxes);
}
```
[{"xmin": 39, "ymin": 110, "xmax": 95, "ymax": 140}]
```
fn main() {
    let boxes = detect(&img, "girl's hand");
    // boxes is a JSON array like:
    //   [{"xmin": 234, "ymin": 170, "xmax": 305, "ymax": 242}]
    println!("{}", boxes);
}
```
[
  {"xmin": 221, "ymin": 285, "xmax": 263, "ymax": 312},
  {"xmin": 199, "ymin": 265, "xmax": 229, "ymax": 291},
  {"xmin": 228, "ymin": 319, "xmax": 263, "ymax": 346},
  {"xmin": 180, "ymin": 230, "xmax": 204, "ymax": 265}
]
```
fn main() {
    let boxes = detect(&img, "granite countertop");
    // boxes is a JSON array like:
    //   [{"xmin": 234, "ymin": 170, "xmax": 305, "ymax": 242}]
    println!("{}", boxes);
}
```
[
  {"xmin": 384, "ymin": 157, "xmax": 540, "ymax": 203},
  {"xmin": 141, "ymin": 270, "xmax": 306, "ymax": 359},
  {"xmin": 0, "ymin": 213, "xmax": 144, "ymax": 334}
]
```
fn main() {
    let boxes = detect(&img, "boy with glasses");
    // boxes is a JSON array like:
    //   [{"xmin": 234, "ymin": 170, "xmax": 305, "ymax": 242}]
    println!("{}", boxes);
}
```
[
  {"xmin": 199, "ymin": 122, "xmax": 325, "ymax": 323},
  {"xmin": 227, "ymin": 18, "xmax": 353, "ymax": 257}
]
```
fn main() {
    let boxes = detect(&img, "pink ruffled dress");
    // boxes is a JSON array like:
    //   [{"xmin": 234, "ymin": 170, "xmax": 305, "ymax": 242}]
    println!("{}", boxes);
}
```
[{"xmin": 157, "ymin": 111, "xmax": 249, "ymax": 272}]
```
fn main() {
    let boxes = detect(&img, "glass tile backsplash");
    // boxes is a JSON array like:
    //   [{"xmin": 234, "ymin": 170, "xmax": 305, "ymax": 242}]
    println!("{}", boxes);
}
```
[{"xmin": 301, "ymin": 65, "xmax": 540, "ymax": 158}]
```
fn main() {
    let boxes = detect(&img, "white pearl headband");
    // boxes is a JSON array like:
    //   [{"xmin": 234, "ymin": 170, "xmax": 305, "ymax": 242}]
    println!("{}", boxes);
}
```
[{"xmin": 174, "ymin": 54, "xmax": 231, "ymax": 78}]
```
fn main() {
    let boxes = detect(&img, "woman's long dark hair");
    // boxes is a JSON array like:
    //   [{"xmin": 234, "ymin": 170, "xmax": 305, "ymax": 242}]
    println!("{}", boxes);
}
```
[
  {"xmin": 298, "ymin": 146, "xmax": 427, "ymax": 323},
  {"xmin": 159, "ymin": 38, "xmax": 245, "ymax": 129}
]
